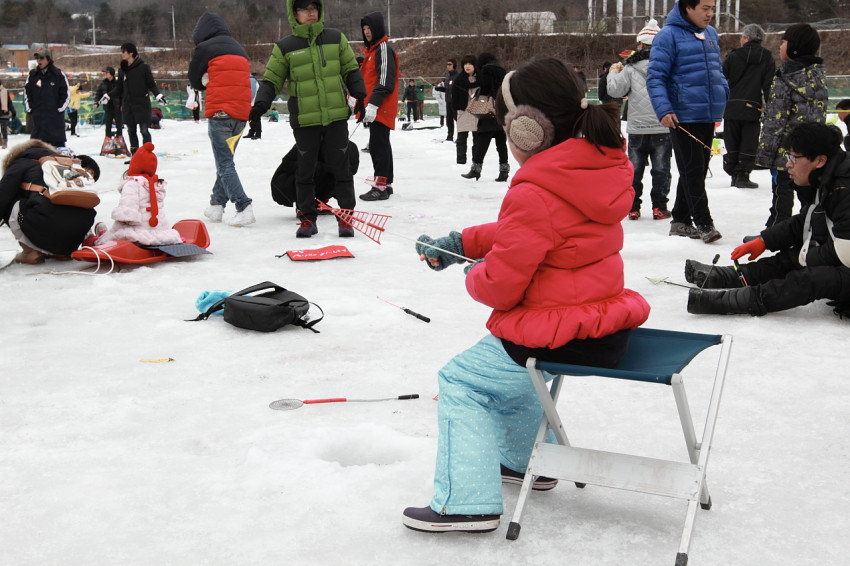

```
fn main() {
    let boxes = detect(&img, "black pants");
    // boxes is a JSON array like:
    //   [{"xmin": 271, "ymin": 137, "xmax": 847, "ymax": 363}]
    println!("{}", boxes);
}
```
[
  {"xmin": 670, "ymin": 122, "xmax": 714, "ymax": 227},
  {"xmin": 741, "ymin": 251, "xmax": 850, "ymax": 312},
  {"xmin": 766, "ymin": 169, "xmax": 814, "ymax": 228},
  {"xmin": 104, "ymin": 105, "xmax": 123, "ymax": 137},
  {"xmin": 292, "ymin": 120, "xmax": 355, "ymax": 221},
  {"xmin": 368, "ymin": 121, "xmax": 394, "ymax": 185},
  {"xmin": 406, "ymin": 101, "xmax": 417, "ymax": 121},
  {"xmin": 67, "ymin": 110, "xmax": 78, "ymax": 135},
  {"xmin": 124, "ymin": 112, "xmax": 151, "ymax": 151},
  {"xmin": 722, "ymin": 119, "xmax": 759, "ymax": 177},
  {"xmin": 471, "ymin": 129, "xmax": 508, "ymax": 165},
  {"xmin": 446, "ymin": 105, "xmax": 455, "ymax": 139}
]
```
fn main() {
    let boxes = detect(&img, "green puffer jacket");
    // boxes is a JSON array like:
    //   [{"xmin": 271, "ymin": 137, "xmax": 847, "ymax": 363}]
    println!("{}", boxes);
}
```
[{"xmin": 256, "ymin": 0, "xmax": 365, "ymax": 128}]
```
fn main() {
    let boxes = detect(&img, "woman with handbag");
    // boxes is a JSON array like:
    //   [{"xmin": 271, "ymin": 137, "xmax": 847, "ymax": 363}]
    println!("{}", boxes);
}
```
[
  {"xmin": 463, "ymin": 52, "xmax": 510, "ymax": 182},
  {"xmin": 0, "ymin": 140, "xmax": 101, "ymax": 263},
  {"xmin": 452, "ymin": 55, "xmax": 478, "ymax": 166}
]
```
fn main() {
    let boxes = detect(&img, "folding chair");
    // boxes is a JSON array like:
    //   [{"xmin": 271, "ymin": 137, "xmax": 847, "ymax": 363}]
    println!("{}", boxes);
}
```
[{"xmin": 507, "ymin": 327, "xmax": 732, "ymax": 566}]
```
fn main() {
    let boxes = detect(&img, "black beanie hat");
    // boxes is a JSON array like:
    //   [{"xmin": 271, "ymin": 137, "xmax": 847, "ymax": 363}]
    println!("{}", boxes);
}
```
[
  {"xmin": 782, "ymin": 23, "xmax": 820, "ymax": 58},
  {"xmin": 294, "ymin": 0, "xmax": 319, "ymax": 10}
]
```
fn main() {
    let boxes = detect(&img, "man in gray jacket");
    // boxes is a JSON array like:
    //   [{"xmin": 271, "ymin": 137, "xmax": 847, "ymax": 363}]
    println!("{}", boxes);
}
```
[{"xmin": 607, "ymin": 19, "xmax": 672, "ymax": 221}]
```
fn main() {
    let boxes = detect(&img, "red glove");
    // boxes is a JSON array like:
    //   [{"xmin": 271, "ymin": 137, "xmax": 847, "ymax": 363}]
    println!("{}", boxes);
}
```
[{"xmin": 731, "ymin": 238, "xmax": 766, "ymax": 261}]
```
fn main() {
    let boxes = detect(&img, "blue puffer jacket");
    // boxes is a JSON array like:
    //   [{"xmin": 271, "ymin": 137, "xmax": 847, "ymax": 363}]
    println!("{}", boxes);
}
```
[{"xmin": 647, "ymin": 3, "xmax": 728, "ymax": 123}]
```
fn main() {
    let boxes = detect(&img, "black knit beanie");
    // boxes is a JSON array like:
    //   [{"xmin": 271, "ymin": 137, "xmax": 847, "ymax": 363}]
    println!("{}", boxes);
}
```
[
  {"xmin": 782, "ymin": 23, "xmax": 820, "ymax": 58},
  {"xmin": 294, "ymin": 0, "xmax": 319, "ymax": 10}
]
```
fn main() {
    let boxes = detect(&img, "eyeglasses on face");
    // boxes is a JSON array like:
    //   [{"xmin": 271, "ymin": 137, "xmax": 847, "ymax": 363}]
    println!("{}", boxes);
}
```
[{"xmin": 785, "ymin": 153, "xmax": 806, "ymax": 164}]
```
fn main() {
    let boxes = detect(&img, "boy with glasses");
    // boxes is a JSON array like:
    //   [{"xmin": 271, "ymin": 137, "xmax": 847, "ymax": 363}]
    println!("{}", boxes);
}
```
[{"xmin": 686, "ymin": 122, "xmax": 850, "ymax": 317}]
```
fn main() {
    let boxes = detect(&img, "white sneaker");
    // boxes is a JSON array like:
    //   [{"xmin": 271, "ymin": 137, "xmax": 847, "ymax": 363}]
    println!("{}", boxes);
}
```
[
  {"xmin": 204, "ymin": 205, "xmax": 224, "ymax": 222},
  {"xmin": 227, "ymin": 204, "xmax": 255, "ymax": 227}
]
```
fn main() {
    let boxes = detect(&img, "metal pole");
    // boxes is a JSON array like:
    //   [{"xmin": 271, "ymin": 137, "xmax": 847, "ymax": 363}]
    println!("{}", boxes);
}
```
[
  {"xmin": 387, "ymin": 0, "xmax": 391, "ymax": 36},
  {"xmin": 92, "ymin": 13, "xmax": 96, "ymax": 46},
  {"xmin": 172, "ymin": 6, "xmax": 177, "ymax": 51},
  {"xmin": 430, "ymin": 0, "xmax": 434, "ymax": 36}
]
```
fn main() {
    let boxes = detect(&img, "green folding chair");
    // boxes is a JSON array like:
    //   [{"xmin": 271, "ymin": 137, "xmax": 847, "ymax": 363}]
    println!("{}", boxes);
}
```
[{"xmin": 507, "ymin": 327, "xmax": 733, "ymax": 566}]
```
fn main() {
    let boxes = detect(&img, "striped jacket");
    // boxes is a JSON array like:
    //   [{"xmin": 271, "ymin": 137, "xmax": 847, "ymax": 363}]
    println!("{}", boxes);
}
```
[{"xmin": 360, "ymin": 12, "xmax": 399, "ymax": 130}]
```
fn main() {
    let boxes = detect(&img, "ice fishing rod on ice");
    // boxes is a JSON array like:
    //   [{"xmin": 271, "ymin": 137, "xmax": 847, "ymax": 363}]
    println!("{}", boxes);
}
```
[
  {"xmin": 377, "ymin": 296, "xmax": 431, "ymax": 323},
  {"xmin": 269, "ymin": 394, "xmax": 420, "ymax": 411}
]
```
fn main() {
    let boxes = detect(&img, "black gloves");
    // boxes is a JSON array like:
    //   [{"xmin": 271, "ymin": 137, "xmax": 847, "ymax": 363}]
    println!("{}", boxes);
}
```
[
  {"xmin": 353, "ymin": 99, "xmax": 366, "ymax": 122},
  {"xmin": 249, "ymin": 100, "xmax": 270, "ymax": 123}
]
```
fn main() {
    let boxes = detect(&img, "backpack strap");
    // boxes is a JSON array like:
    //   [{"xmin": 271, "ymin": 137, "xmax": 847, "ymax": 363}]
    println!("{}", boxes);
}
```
[
  {"xmin": 188, "ymin": 281, "xmax": 285, "ymax": 321},
  {"xmin": 292, "ymin": 302, "xmax": 324, "ymax": 333}
]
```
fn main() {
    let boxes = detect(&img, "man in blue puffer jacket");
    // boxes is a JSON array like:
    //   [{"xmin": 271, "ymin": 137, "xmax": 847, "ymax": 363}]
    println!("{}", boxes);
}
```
[{"xmin": 647, "ymin": 0, "xmax": 729, "ymax": 244}]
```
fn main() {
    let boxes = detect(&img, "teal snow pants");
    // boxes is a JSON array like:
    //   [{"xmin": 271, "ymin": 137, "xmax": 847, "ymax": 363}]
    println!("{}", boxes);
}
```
[{"xmin": 429, "ymin": 334, "xmax": 555, "ymax": 516}]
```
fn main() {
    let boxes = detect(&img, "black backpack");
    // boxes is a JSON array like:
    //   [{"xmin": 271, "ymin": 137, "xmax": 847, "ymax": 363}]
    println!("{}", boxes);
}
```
[{"xmin": 191, "ymin": 281, "xmax": 323, "ymax": 333}]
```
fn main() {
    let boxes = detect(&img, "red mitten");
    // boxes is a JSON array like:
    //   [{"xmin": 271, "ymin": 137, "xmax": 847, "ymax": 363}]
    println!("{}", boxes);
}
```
[{"xmin": 731, "ymin": 238, "xmax": 766, "ymax": 261}]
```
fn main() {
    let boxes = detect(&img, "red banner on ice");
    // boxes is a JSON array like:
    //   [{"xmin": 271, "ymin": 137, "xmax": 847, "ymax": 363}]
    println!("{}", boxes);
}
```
[{"xmin": 283, "ymin": 245, "xmax": 355, "ymax": 261}]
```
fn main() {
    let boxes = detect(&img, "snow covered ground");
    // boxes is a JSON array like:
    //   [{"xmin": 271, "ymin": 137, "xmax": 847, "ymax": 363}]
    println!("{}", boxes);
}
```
[{"xmin": 1, "ymin": 116, "xmax": 848, "ymax": 565}]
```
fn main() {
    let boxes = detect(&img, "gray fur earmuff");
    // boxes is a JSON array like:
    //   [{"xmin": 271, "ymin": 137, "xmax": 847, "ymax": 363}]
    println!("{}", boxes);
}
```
[{"xmin": 501, "ymin": 71, "xmax": 555, "ymax": 156}]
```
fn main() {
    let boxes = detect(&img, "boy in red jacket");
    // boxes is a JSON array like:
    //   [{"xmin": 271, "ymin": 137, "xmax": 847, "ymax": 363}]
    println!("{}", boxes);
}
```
[{"xmin": 357, "ymin": 11, "xmax": 399, "ymax": 202}]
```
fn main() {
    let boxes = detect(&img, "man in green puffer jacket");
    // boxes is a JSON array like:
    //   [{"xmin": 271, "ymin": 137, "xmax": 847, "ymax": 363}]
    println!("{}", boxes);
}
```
[{"xmin": 251, "ymin": 0, "xmax": 366, "ymax": 238}]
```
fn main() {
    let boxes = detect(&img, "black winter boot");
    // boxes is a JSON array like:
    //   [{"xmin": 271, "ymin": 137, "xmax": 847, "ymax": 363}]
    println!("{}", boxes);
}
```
[
  {"xmin": 495, "ymin": 162, "xmax": 510, "ymax": 182},
  {"xmin": 462, "ymin": 162, "xmax": 482, "ymax": 180},
  {"xmin": 687, "ymin": 287, "xmax": 766, "ymax": 316},
  {"xmin": 684, "ymin": 259, "xmax": 742, "ymax": 289},
  {"xmin": 734, "ymin": 173, "xmax": 759, "ymax": 189}
]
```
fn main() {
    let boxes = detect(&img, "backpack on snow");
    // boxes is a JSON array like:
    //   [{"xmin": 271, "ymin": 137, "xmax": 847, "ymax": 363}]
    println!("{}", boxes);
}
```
[{"xmin": 190, "ymin": 281, "xmax": 323, "ymax": 333}]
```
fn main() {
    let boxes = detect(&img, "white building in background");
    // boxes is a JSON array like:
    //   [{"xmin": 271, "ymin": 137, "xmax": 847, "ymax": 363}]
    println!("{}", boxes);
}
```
[{"xmin": 506, "ymin": 12, "xmax": 557, "ymax": 33}]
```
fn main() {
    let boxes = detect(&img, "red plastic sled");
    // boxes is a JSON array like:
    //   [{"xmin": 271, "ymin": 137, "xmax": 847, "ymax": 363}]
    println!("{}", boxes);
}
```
[{"xmin": 71, "ymin": 219, "xmax": 211, "ymax": 264}]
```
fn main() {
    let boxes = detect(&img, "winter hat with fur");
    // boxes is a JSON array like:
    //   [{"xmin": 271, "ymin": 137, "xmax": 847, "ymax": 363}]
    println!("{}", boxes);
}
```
[
  {"xmin": 127, "ymin": 142, "xmax": 161, "ymax": 226},
  {"xmin": 782, "ymin": 23, "xmax": 820, "ymax": 58},
  {"xmin": 637, "ymin": 19, "xmax": 660, "ymax": 45}
]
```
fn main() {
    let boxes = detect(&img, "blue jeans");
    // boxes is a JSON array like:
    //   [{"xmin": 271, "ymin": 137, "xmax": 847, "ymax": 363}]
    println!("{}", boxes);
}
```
[
  {"xmin": 627, "ymin": 132, "xmax": 672, "ymax": 211},
  {"xmin": 208, "ymin": 117, "xmax": 251, "ymax": 212}
]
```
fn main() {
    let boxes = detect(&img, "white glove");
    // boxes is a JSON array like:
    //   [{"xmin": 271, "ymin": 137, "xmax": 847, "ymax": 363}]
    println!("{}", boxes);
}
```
[
  {"xmin": 99, "ymin": 94, "xmax": 110, "ymax": 105},
  {"xmin": 363, "ymin": 103, "xmax": 378, "ymax": 125},
  {"xmin": 155, "ymin": 93, "xmax": 167, "ymax": 104}
]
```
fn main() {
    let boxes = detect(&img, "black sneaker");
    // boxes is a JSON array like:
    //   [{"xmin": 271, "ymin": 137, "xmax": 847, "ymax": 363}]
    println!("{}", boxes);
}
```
[
  {"xmin": 402, "ymin": 506, "xmax": 500, "ymax": 533},
  {"xmin": 500, "ymin": 464, "xmax": 559, "ymax": 491},
  {"xmin": 359, "ymin": 187, "xmax": 389, "ymax": 201},
  {"xmin": 697, "ymin": 224, "xmax": 722, "ymax": 243}
]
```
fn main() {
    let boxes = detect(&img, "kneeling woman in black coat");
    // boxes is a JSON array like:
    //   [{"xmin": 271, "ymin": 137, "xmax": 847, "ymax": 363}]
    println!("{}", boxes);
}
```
[{"xmin": 0, "ymin": 140, "xmax": 101, "ymax": 264}]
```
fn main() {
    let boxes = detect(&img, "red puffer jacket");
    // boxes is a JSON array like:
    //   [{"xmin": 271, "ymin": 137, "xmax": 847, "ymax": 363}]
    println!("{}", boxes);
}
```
[
  {"xmin": 189, "ymin": 12, "xmax": 252, "ymax": 121},
  {"xmin": 462, "ymin": 137, "xmax": 650, "ymax": 348}
]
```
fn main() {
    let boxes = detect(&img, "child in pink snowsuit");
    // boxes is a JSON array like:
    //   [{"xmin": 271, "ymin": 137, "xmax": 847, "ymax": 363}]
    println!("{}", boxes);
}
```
[{"xmin": 99, "ymin": 142, "xmax": 182, "ymax": 246}]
